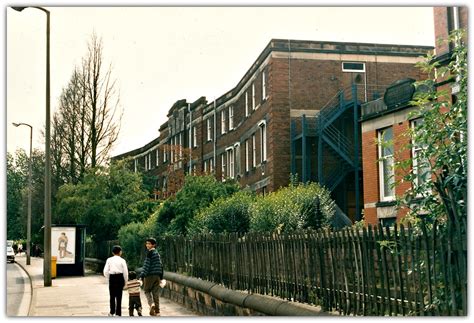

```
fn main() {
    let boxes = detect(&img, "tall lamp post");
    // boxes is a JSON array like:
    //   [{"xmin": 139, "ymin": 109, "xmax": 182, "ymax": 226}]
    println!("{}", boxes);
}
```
[
  {"xmin": 12, "ymin": 122, "xmax": 33, "ymax": 266},
  {"xmin": 12, "ymin": 6, "xmax": 52, "ymax": 287}
]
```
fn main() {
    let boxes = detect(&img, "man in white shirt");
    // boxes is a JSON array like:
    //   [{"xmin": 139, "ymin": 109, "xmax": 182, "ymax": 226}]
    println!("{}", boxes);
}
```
[{"xmin": 103, "ymin": 245, "xmax": 129, "ymax": 316}]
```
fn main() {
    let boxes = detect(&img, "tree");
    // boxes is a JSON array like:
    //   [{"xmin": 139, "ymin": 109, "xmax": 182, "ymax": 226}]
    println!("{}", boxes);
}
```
[
  {"xmin": 50, "ymin": 32, "xmax": 122, "ymax": 186},
  {"xmin": 156, "ymin": 175, "xmax": 239, "ymax": 236},
  {"xmin": 397, "ymin": 29, "xmax": 467, "ymax": 226},
  {"xmin": 83, "ymin": 32, "xmax": 122, "ymax": 168},
  {"xmin": 54, "ymin": 160, "xmax": 159, "ymax": 242},
  {"xmin": 7, "ymin": 149, "xmax": 46, "ymax": 245}
]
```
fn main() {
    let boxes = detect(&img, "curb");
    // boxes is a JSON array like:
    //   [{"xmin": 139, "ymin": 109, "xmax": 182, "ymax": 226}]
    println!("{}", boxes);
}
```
[{"xmin": 15, "ymin": 259, "xmax": 35, "ymax": 316}]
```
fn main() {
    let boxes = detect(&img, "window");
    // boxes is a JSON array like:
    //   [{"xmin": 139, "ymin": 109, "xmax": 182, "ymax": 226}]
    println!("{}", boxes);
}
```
[
  {"xmin": 146, "ymin": 153, "xmax": 151, "ymax": 170},
  {"xmin": 178, "ymin": 133, "xmax": 183, "ymax": 159},
  {"xmin": 193, "ymin": 126, "xmax": 197, "ymax": 147},
  {"xmin": 156, "ymin": 150, "xmax": 159, "ymax": 166},
  {"xmin": 221, "ymin": 110, "xmax": 226, "ymax": 134},
  {"xmin": 259, "ymin": 122, "xmax": 267, "ymax": 162},
  {"xmin": 342, "ymin": 62, "xmax": 366, "ymax": 72},
  {"xmin": 262, "ymin": 70, "xmax": 267, "ymax": 100},
  {"xmin": 379, "ymin": 217, "xmax": 396, "ymax": 228},
  {"xmin": 204, "ymin": 160, "xmax": 208, "ymax": 173},
  {"xmin": 210, "ymin": 157, "xmax": 214, "ymax": 173},
  {"xmin": 245, "ymin": 139, "xmax": 249, "ymax": 172},
  {"xmin": 234, "ymin": 143, "xmax": 240, "ymax": 176},
  {"xmin": 134, "ymin": 158, "xmax": 138, "ymax": 172},
  {"xmin": 221, "ymin": 154, "xmax": 226, "ymax": 180},
  {"xmin": 252, "ymin": 83, "xmax": 256, "ymax": 110},
  {"xmin": 207, "ymin": 118, "xmax": 212, "ymax": 141},
  {"xmin": 229, "ymin": 106, "xmax": 234, "ymax": 130},
  {"xmin": 227, "ymin": 148, "xmax": 234, "ymax": 179},
  {"xmin": 170, "ymin": 137, "xmax": 175, "ymax": 163},
  {"xmin": 245, "ymin": 92, "xmax": 249, "ymax": 117},
  {"xmin": 411, "ymin": 119, "xmax": 431, "ymax": 191},
  {"xmin": 163, "ymin": 146, "xmax": 167, "ymax": 163},
  {"xmin": 252, "ymin": 134, "xmax": 256, "ymax": 168},
  {"xmin": 378, "ymin": 127, "xmax": 395, "ymax": 201}
]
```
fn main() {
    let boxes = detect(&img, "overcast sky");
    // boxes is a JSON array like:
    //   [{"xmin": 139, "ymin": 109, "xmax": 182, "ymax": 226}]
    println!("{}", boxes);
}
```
[{"xmin": 6, "ymin": 4, "xmax": 436, "ymax": 158}]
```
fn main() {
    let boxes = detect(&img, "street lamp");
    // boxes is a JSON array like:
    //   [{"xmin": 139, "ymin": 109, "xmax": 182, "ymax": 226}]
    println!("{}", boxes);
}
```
[
  {"xmin": 12, "ymin": 122, "xmax": 33, "ymax": 266},
  {"xmin": 12, "ymin": 6, "xmax": 52, "ymax": 287}
]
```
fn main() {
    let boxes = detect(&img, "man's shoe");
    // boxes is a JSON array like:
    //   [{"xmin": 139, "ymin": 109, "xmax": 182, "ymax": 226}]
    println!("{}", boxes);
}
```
[
  {"xmin": 149, "ymin": 305, "xmax": 156, "ymax": 316},
  {"xmin": 108, "ymin": 313, "xmax": 114, "ymax": 316}
]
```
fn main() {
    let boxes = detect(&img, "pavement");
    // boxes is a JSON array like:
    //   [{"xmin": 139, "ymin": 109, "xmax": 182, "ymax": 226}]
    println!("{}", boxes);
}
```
[{"xmin": 14, "ymin": 253, "xmax": 198, "ymax": 317}]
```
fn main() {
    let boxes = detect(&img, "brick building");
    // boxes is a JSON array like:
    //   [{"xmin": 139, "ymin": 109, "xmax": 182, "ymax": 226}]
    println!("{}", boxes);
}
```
[
  {"xmin": 360, "ymin": 6, "xmax": 467, "ymax": 226},
  {"xmin": 113, "ymin": 38, "xmax": 431, "ymax": 221}
]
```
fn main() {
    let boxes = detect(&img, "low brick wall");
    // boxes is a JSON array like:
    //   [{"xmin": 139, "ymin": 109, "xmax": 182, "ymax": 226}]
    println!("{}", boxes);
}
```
[{"xmin": 161, "ymin": 271, "xmax": 333, "ymax": 316}]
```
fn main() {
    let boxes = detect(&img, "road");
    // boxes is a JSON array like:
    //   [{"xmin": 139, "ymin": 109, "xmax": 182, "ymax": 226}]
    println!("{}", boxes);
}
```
[{"xmin": 6, "ymin": 262, "xmax": 31, "ymax": 316}]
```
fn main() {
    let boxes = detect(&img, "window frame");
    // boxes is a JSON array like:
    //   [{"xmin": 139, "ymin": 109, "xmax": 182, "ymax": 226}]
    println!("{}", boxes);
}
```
[{"xmin": 378, "ymin": 126, "xmax": 395, "ymax": 201}]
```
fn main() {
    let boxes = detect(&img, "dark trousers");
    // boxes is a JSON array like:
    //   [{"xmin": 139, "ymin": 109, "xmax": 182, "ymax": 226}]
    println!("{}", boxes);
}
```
[
  {"xmin": 143, "ymin": 275, "xmax": 161, "ymax": 312},
  {"xmin": 109, "ymin": 274, "xmax": 125, "ymax": 316},
  {"xmin": 129, "ymin": 295, "xmax": 142, "ymax": 316}
]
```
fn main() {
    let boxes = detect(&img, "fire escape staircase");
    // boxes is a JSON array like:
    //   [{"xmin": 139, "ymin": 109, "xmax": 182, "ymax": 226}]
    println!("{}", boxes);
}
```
[{"xmin": 291, "ymin": 84, "xmax": 362, "ymax": 219}]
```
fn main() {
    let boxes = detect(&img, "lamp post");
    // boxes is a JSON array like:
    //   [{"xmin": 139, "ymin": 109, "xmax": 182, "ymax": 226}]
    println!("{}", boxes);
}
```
[
  {"xmin": 12, "ymin": 122, "xmax": 33, "ymax": 266},
  {"xmin": 12, "ymin": 6, "xmax": 52, "ymax": 287}
]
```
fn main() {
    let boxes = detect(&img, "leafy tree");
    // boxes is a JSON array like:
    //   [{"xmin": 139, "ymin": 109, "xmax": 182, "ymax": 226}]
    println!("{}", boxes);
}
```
[
  {"xmin": 54, "ymin": 160, "xmax": 159, "ymax": 242},
  {"xmin": 156, "ymin": 175, "xmax": 239, "ymax": 235},
  {"xmin": 7, "ymin": 149, "xmax": 46, "ymax": 245},
  {"xmin": 397, "ymin": 29, "xmax": 467, "ymax": 226},
  {"xmin": 7, "ymin": 153, "xmax": 25, "ymax": 240}
]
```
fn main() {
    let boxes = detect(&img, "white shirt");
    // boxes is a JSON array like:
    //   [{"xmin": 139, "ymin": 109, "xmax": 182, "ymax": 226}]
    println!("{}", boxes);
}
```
[{"xmin": 103, "ymin": 255, "xmax": 128, "ymax": 282}]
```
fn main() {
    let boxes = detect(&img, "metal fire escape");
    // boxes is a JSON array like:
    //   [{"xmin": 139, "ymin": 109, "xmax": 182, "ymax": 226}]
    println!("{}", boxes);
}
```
[{"xmin": 290, "ymin": 84, "xmax": 368, "ymax": 221}]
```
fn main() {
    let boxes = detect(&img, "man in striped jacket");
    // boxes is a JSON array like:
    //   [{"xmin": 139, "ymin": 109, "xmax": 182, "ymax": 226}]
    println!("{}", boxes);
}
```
[{"xmin": 140, "ymin": 238, "xmax": 163, "ymax": 316}]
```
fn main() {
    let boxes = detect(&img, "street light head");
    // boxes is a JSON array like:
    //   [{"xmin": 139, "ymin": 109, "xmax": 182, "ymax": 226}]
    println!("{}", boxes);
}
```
[
  {"xmin": 12, "ymin": 122, "xmax": 20, "ymax": 127},
  {"xmin": 11, "ymin": 7, "xmax": 27, "ymax": 12}
]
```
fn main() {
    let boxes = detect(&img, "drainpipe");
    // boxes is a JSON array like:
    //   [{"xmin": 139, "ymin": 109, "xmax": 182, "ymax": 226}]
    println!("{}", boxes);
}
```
[
  {"xmin": 213, "ymin": 100, "xmax": 217, "ymax": 175},
  {"xmin": 188, "ymin": 103, "xmax": 192, "ymax": 174}
]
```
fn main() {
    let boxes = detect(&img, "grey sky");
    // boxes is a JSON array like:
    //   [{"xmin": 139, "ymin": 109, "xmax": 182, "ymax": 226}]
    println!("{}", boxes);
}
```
[{"xmin": 6, "ymin": 5, "xmax": 435, "ymax": 158}]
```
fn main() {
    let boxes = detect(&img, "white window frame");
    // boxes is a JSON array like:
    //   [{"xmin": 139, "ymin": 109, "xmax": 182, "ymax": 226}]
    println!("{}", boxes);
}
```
[
  {"xmin": 221, "ymin": 153, "xmax": 226, "ymax": 180},
  {"xmin": 245, "ymin": 139, "xmax": 249, "ymax": 172},
  {"xmin": 193, "ymin": 126, "xmax": 197, "ymax": 148},
  {"xmin": 378, "ymin": 127, "xmax": 395, "ymax": 201},
  {"xmin": 229, "ymin": 105, "xmax": 234, "ymax": 130},
  {"xmin": 170, "ymin": 137, "xmax": 175, "ymax": 163},
  {"xmin": 207, "ymin": 118, "xmax": 212, "ymax": 141},
  {"xmin": 342, "ymin": 61, "xmax": 366, "ymax": 73},
  {"xmin": 245, "ymin": 91, "xmax": 249, "ymax": 117},
  {"xmin": 252, "ymin": 134, "xmax": 256, "ymax": 168},
  {"xmin": 163, "ymin": 146, "xmax": 167, "ymax": 163},
  {"xmin": 204, "ymin": 160, "xmax": 208, "ymax": 173},
  {"xmin": 134, "ymin": 158, "xmax": 138, "ymax": 172},
  {"xmin": 156, "ymin": 149, "xmax": 159, "ymax": 166},
  {"xmin": 221, "ymin": 110, "xmax": 226, "ymax": 134},
  {"xmin": 262, "ymin": 70, "xmax": 267, "ymax": 100},
  {"xmin": 252, "ymin": 83, "xmax": 256, "ymax": 110},
  {"xmin": 210, "ymin": 157, "xmax": 214, "ymax": 173},
  {"xmin": 227, "ymin": 147, "xmax": 234, "ymax": 179},
  {"xmin": 179, "ymin": 133, "xmax": 183, "ymax": 160},
  {"xmin": 259, "ymin": 121, "xmax": 267, "ymax": 162}
]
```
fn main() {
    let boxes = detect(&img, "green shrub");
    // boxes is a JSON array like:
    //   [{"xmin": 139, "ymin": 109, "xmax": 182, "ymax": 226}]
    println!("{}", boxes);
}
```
[
  {"xmin": 249, "ymin": 182, "xmax": 335, "ymax": 233},
  {"xmin": 118, "ymin": 210, "xmax": 159, "ymax": 270},
  {"xmin": 157, "ymin": 175, "xmax": 239, "ymax": 236},
  {"xmin": 190, "ymin": 190, "xmax": 255, "ymax": 235}
]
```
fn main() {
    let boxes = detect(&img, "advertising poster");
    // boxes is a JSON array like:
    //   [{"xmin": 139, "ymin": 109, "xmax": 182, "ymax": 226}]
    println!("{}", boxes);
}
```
[{"xmin": 51, "ymin": 227, "xmax": 76, "ymax": 264}]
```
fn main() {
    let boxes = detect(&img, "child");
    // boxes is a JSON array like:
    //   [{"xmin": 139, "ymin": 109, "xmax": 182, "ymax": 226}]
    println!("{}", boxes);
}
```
[
  {"xmin": 126, "ymin": 271, "xmax": 143, "ymax": 316},
  {"xmin": 103, "ymin": 245, "xmax": 129, "ymax": 316}
]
